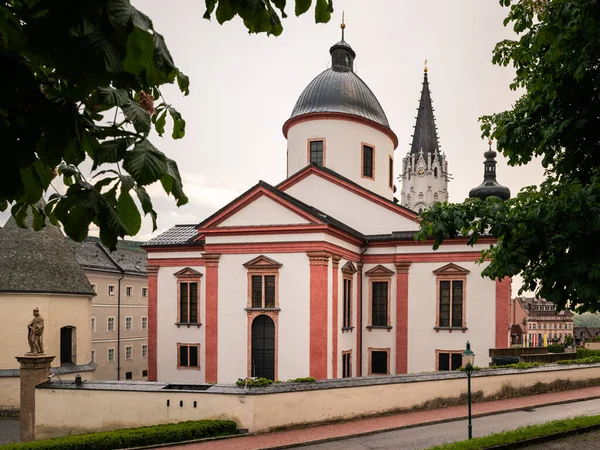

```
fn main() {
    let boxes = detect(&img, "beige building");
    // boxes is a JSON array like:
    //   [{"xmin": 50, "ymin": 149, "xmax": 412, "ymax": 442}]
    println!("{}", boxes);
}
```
[
  {"xmin": 512, "ymin": 296, "xmax": 574, "ymax": 346},
  {"xmin": 0, "ymin": 218, "xmax": 96, "ymax": 408},
  {"xmin": 69, "ymin": 239, "xmax": 148, "ymax": 381}
]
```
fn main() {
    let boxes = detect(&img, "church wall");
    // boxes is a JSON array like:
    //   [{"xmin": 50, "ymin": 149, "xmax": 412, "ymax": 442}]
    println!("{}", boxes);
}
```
[
  {"xmin": 284, "ymin": 174, "xmax": 418, "ymax": 235},
  {"xmin": 360, "ymin": 263, "xmax": 397, "ymax": 376},
  {"xmin": 217, "ymin": 195, "xmax": 311, "ymax": 227},
  {"xmin": 216, "ymin": 253, "xmax": 311, "ymax": 382},
  {"xmin": 406, "ymin": 261, "xmax": 495, "ymax": 373},
  {"xmin": 287, "ymin": 119, "xmax": 395, "ymax": 199},
  {"xmin": 156, "ymin": 266, "xmax": 206, "ymax": 382},
  {"xmin": 0, "ymin": 293, "xmax": 92, "ymax": 369}
]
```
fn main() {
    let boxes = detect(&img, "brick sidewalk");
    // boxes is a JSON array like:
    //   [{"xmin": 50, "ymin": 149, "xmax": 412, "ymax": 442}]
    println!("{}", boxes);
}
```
[{"xmin": 166, "ymin": 386, "xmax": 600, "ymax": 450}]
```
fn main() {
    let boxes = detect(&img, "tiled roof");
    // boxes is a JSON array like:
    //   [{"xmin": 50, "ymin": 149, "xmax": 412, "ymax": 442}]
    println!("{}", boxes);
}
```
[
  {"xmin": 143, "ymin": 225, "xmax": 200, "ymax": 247},
  {"xmin": 0, "ymin": 217, "xmax": 95, "ymax": 295},
  {"xmin": 517, "ymin": 297, "xmax": 574, "ymax": 317},
  {"xmin": 68, "ymin": 238, "xmax": 147, "ymax": 276}
]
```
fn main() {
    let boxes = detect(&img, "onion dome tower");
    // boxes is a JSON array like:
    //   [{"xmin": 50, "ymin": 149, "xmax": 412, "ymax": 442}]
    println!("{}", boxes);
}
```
[
  {"xmin": 283, "ymin": 16, "xmax": 398, "ymax": 199},
  {"xmin": 400, "ymin": 62, "xmax": 449, "ymax": 213},
  {"xmin": 469, "ymin": 140, "xmax": 511, "ymax": 201}
]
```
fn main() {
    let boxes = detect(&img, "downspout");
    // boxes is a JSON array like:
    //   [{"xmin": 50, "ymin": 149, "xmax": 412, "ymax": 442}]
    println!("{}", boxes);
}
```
[{"xmin": 97, "ymin": 242, "xmax": 126, "ymax": 381}]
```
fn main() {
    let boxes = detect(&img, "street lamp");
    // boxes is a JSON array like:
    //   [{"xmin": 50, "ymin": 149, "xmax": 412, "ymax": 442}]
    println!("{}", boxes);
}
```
[{"xmin": 462, "ymin": 341, "xmax": 476, "ymax": 439}]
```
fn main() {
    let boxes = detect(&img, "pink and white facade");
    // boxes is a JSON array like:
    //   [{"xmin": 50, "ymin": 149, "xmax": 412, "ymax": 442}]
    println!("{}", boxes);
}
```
[{"xmin": 144, "ymin": 35, "xmax": 511, "ymax": 383}]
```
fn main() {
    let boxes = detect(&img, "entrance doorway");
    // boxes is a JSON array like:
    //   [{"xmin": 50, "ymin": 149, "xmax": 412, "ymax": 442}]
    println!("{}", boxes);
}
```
[{"xmin": 251, "ymin": 315, "xmax": 275, "ymax": 380}]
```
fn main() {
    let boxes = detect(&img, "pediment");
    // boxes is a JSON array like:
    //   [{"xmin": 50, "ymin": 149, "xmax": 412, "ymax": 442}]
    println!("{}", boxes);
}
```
[
  {"xmin": 341, "ymin": 261, "xmax": 357, "ymax": 274},
  {"xmin": 432, "ymin": 263, "xmax": 470, "ymax": 275},
  {"xmin": 365, "ymin": 264, "xmax": 394, "ymax": 277},
  {"xmin": 173, "ymin": 267, "xmax": 203, "ymax": 278},
  {"xmin": 243, "ymin": 255, "xmax": 283, "ymax": 269}
]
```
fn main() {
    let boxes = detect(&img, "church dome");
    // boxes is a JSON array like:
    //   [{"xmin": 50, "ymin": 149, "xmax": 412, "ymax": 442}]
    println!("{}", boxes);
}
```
[
  {"xmin": 283, "ymin": 37, "xmax": 394, "ymax": 141},
  {"xmin": 469, "ymin": 142, "xmax": 511, "ymax": 201}
]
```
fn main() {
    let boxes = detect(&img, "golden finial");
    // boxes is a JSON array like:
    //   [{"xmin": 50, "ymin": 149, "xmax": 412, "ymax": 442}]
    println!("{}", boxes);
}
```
[
  {"xmin": 341, "ymin": 11, "xmax": 346, "ymax": 29},
  {"xmin": 488, "ymin": 139, "xmax": 493, "ymax": 146},
  {"xmin": 424, "ymin": 59, "xmax": 428, "ymax": 73}
]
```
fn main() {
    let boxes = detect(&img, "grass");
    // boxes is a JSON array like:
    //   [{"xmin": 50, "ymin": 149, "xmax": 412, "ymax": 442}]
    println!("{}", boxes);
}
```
[{"xmin": 427, "ymin": 414, "xmax": 600, "ymax": 449}]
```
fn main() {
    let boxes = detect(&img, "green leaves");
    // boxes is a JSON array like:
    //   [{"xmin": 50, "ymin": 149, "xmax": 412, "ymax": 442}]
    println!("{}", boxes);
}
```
[
  {"xmin": 203, "ymin": 0, "xmax": 333, "ymax": 35},
  {"xmin": 1, "ymin": 0, "xmax": 189, "ymax": 250}
]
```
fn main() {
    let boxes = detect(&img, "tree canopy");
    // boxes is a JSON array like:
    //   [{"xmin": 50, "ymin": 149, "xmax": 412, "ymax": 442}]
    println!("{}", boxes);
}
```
[
  {"xmin": 0, "ymin": 0, "xmax": 332, "ymax": 249},
  {"xmin": 416, "ymin": 0, "xmax": 600, "ymax": 312}
]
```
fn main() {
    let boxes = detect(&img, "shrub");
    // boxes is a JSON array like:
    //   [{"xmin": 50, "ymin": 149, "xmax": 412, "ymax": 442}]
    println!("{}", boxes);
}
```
[
  {"xmin": 557, "ymin": 356, "xmax": 600, "ymax": 365},
  {"xmin": 565, "ymin": 334, "xmax": 574, "ymax": 346},
  {"xmin": 576, "ymin": 348, "xmax": 600, "ymax": 358},
  {"xmin": 286, "ymin": 377, "xmax": 316, "ymax": 383},
  {"xmin": 0, "ymin": 420, "xmax": 237, "ymax": 450},
  {"xmin": 491, "ymin": 356, "xmax": 520, "ymax": 366},
  {"xmin": 235, "ymin": 377, "xmax": 273, "ymax": 387},
  {"xmin": 547, "ymin": 344, "xmax": 564, "ymax": 353},
  {"xmin": 498, "ymin": 362, "xmax": 542, "ymax": 370}
]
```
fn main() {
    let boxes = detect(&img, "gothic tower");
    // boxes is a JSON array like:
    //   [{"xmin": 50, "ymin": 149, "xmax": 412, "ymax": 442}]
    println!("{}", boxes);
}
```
[{"xmin": 400, "ymin": 65, "xmax": 449, "ymax": 213}]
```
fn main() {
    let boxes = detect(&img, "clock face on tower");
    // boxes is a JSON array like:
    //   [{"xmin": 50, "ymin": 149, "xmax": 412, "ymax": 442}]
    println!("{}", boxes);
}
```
[{"xmin": 417, "ymin": 167, "xmax": 425, "ymax": 176}]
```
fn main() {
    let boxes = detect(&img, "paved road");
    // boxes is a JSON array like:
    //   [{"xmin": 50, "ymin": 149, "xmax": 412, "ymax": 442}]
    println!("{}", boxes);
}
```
[
  {"xmin": 294, "ymin": 398, "xmax": 600, "ymax": 449},
  {"xmin": 0, "ymin": 419, "xmax": 19, "ymax": 445}
]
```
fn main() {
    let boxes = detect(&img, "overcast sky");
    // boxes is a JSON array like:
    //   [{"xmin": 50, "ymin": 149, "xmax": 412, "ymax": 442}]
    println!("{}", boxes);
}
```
[{"xmin": 2, "ymin": 0, "xmax": 545, "ymax": 242}]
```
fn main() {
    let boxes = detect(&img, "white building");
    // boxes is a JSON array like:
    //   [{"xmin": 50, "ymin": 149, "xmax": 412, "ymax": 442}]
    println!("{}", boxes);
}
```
[{"xmin": 144, "ymin": 32, "xmax": 512, "ymax": 383}]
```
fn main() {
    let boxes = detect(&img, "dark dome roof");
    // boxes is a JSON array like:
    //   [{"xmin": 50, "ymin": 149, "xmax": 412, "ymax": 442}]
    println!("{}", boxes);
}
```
[
  {"xmin": 289, "ymin": 68, "xmax": 391, "ymax": 129},
  {"xmin": 469, "ymin": 145, "xmax": 511, "ymax": 201}
]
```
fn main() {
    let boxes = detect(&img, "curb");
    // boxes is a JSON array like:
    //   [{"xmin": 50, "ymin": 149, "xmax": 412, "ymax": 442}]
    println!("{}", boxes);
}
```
[
  {"xmin": 483, "ymin": 423, "xmax": 600, "ymax": 449},
  {"xmin": 264, "ymin": 394, "xmax": 600, "ymax": 449}
]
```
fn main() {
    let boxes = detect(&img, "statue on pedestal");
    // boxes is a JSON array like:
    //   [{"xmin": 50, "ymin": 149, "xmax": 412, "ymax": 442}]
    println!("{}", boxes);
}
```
[{"xmin": 27, "ymin": 308, "xmax": 44, "ymax": 354}]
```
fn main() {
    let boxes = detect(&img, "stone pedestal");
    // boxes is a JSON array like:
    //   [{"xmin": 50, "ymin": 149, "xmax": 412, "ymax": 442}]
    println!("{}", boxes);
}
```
[{"xmin": 15, "ymin": 354, "xmax": 55, "ymax": 442}]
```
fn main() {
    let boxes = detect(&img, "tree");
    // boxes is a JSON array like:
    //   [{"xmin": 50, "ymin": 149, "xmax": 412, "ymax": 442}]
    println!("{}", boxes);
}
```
[
  {"xmin": 416, "ymin": 0, "xmax": 600, "ymax": 313},
  {"xmin": 0, "ymin": 0, "xmax": 332, "ymax": 249}
]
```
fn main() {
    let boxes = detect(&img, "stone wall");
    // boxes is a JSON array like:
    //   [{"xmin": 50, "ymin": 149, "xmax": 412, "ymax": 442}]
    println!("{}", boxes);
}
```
[{"xmin": 35, "ymin": 364, "xmax": 600, "ymax": 439}]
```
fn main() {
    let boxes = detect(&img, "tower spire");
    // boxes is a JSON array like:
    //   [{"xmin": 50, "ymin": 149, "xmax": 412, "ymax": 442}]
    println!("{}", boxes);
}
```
[
  {"xmin": 410, "ymin": 62, "xmax": 440, "ymax": 156},
  {"xmin": 341, "ymin": 11, "xmax": 346, "ymax": 41}
]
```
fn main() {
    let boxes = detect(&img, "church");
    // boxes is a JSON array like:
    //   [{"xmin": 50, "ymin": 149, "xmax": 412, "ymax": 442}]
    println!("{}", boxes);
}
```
[{"xmin": 143, "ymin": 28, "xmax": 512, "ymax": 383}]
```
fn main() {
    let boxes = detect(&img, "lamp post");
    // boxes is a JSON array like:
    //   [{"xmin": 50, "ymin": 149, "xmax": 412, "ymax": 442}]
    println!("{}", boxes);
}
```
[{"xmin": 462, "ymin": 341, "xmax": 476, "ymax": 439}]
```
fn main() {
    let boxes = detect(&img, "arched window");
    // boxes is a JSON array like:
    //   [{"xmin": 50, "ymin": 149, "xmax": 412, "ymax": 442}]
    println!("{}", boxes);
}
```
[
  {"xmin": 434, "ymin": 167, "xmax": 438, "ymax": 178},
  {"xmin": 418, "ymin": 208, "xmax": 423, "ymax": 214},
  {"xmin": 251, "ymin": 315, "xmax": 275, "ymax": 380}
]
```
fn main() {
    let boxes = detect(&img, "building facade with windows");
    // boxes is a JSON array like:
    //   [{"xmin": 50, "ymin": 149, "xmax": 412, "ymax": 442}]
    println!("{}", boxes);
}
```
[
  {"xmin": 512, "ymin": 297, "xmax": 574, "ymax": 345},
  {"xmin": 0, "ymin": 217, "xmax": 96, "ymax": 408},
  {"xmin": 144, "ymin": 32, "xmax": 512, "ymax": 383},
  {"xmin": 69, "ymin": 238, "xmax": 148, "ymax": 381}
]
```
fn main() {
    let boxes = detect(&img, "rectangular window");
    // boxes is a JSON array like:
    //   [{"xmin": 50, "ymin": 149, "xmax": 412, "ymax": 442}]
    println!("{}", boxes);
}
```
[
  {"xmin": 309, "ymin": 140, "xmax": 324, "ymax": 165},
  {"xmin": 141, "ymin": 344, "xmax": 148, "ymax": 358},
  {"xmin": 126, "ymin": 286, "xmax": 132, "ymax": 297},
  {"xmin": 179, "ymin": 282, "xmax": 199, "ymax": 323},
  {"xmin": 178, "ymin": 344, "xmax": 200, "ymax": 369},
  {"xmin": 388, "ymin": 157, "xmax": 393, "ymax": 188},
  {"xmin": 251, "ymin": 275, "xmax": 276, "ymax": 308},
  {"xmin": 371, "ymin": 350, "xmax": 388, "ymax": 375},
  {"xmin": 438, "ymin": 352, "xmax": 462, "ymax": 371},
  {"xmin": 343, "ymin": 278, "xmax": 352, "ymax": 328},
  {"xmin": 141, "ymin": 316, "xmax": 148, "ymax": 330},
  {"xmin": 142, "ymin": 370, "xmax": 148, "ymax": 377},
  {"xmin": 125, "ymin": 316, "xmax": 132, "ymax": 331},
  {"xmin": 108, "ymin": 285, "xmax": 116, "ymax": 296},
  {"xmin": 125, "ymin": 372, "xmax": 132, "ymax": 380},
  {"xmin": 107, "ymin": 317, "xmax": 115, "ymax": 332},
  {"xmin": 438, "ymin": 280, "xmax": 464, "ymax": 328},
  {"xmin": 107, "ymin": 348, "xmax": 115, "ymax": 362},
  {"xmin": 371, "ymin": 281, "xmax": 389, "ymax": 326},
  {"xmin": 91, "ymin": 317, "xmax": 96, "ymax": 333},
  {"xmin": 342, "ymin": 351, "xmax": 352, "ymax": 378},
  {"xmin": 125, "ymin": 345, "xmax": 133, "ymax": 360},
  {"xmin": 142, "ymin": 287, "xmax": 148, "ymax": 297},
  {"xmin": 91, "ymin": 349, "xmax": 95, "ymax": 363},
  {"xmin": 362, "ymin": 145, "xmax": 374, "ymax": 178}
]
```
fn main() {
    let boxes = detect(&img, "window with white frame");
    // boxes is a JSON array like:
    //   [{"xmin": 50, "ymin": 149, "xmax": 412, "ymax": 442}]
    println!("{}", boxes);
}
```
[
  {"xmin": 141, "ymin": 316, "xmax": 148, "ymax": 330},
  {"xmin": 126, "ymin": 286, "xmax": 133, "ymax": 297},
  {"xmin": 108, "ymin": 285, "xmax": 116, "ymax": 296},
  {"xmin": 125, "ymin": 345, "xmax": 133, "ymax": 360},
  {"xmin": 125, "ymin": 316, "xmax": 133, "ymax": 331},
  {"xmin": 91, "ymin": 349, "xmax": 96, "ymax": 362},
  {"xmin": 107, "ymin": 317, "xmax": 115, "ymax": 332},
  {"xmin": 91, "ymin": 317, "xmax": 96, "ymax": 333},
  {"xmin": 142, "ymin": 287, "xmax": 148, "ymax": 297},
  {"xmin": 107, "ymin": 348, "xmax": 115, "ymax": 362},
  {"xmin": 141, "ymin": 344, "xmax": 148, "ymax": 358}
]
